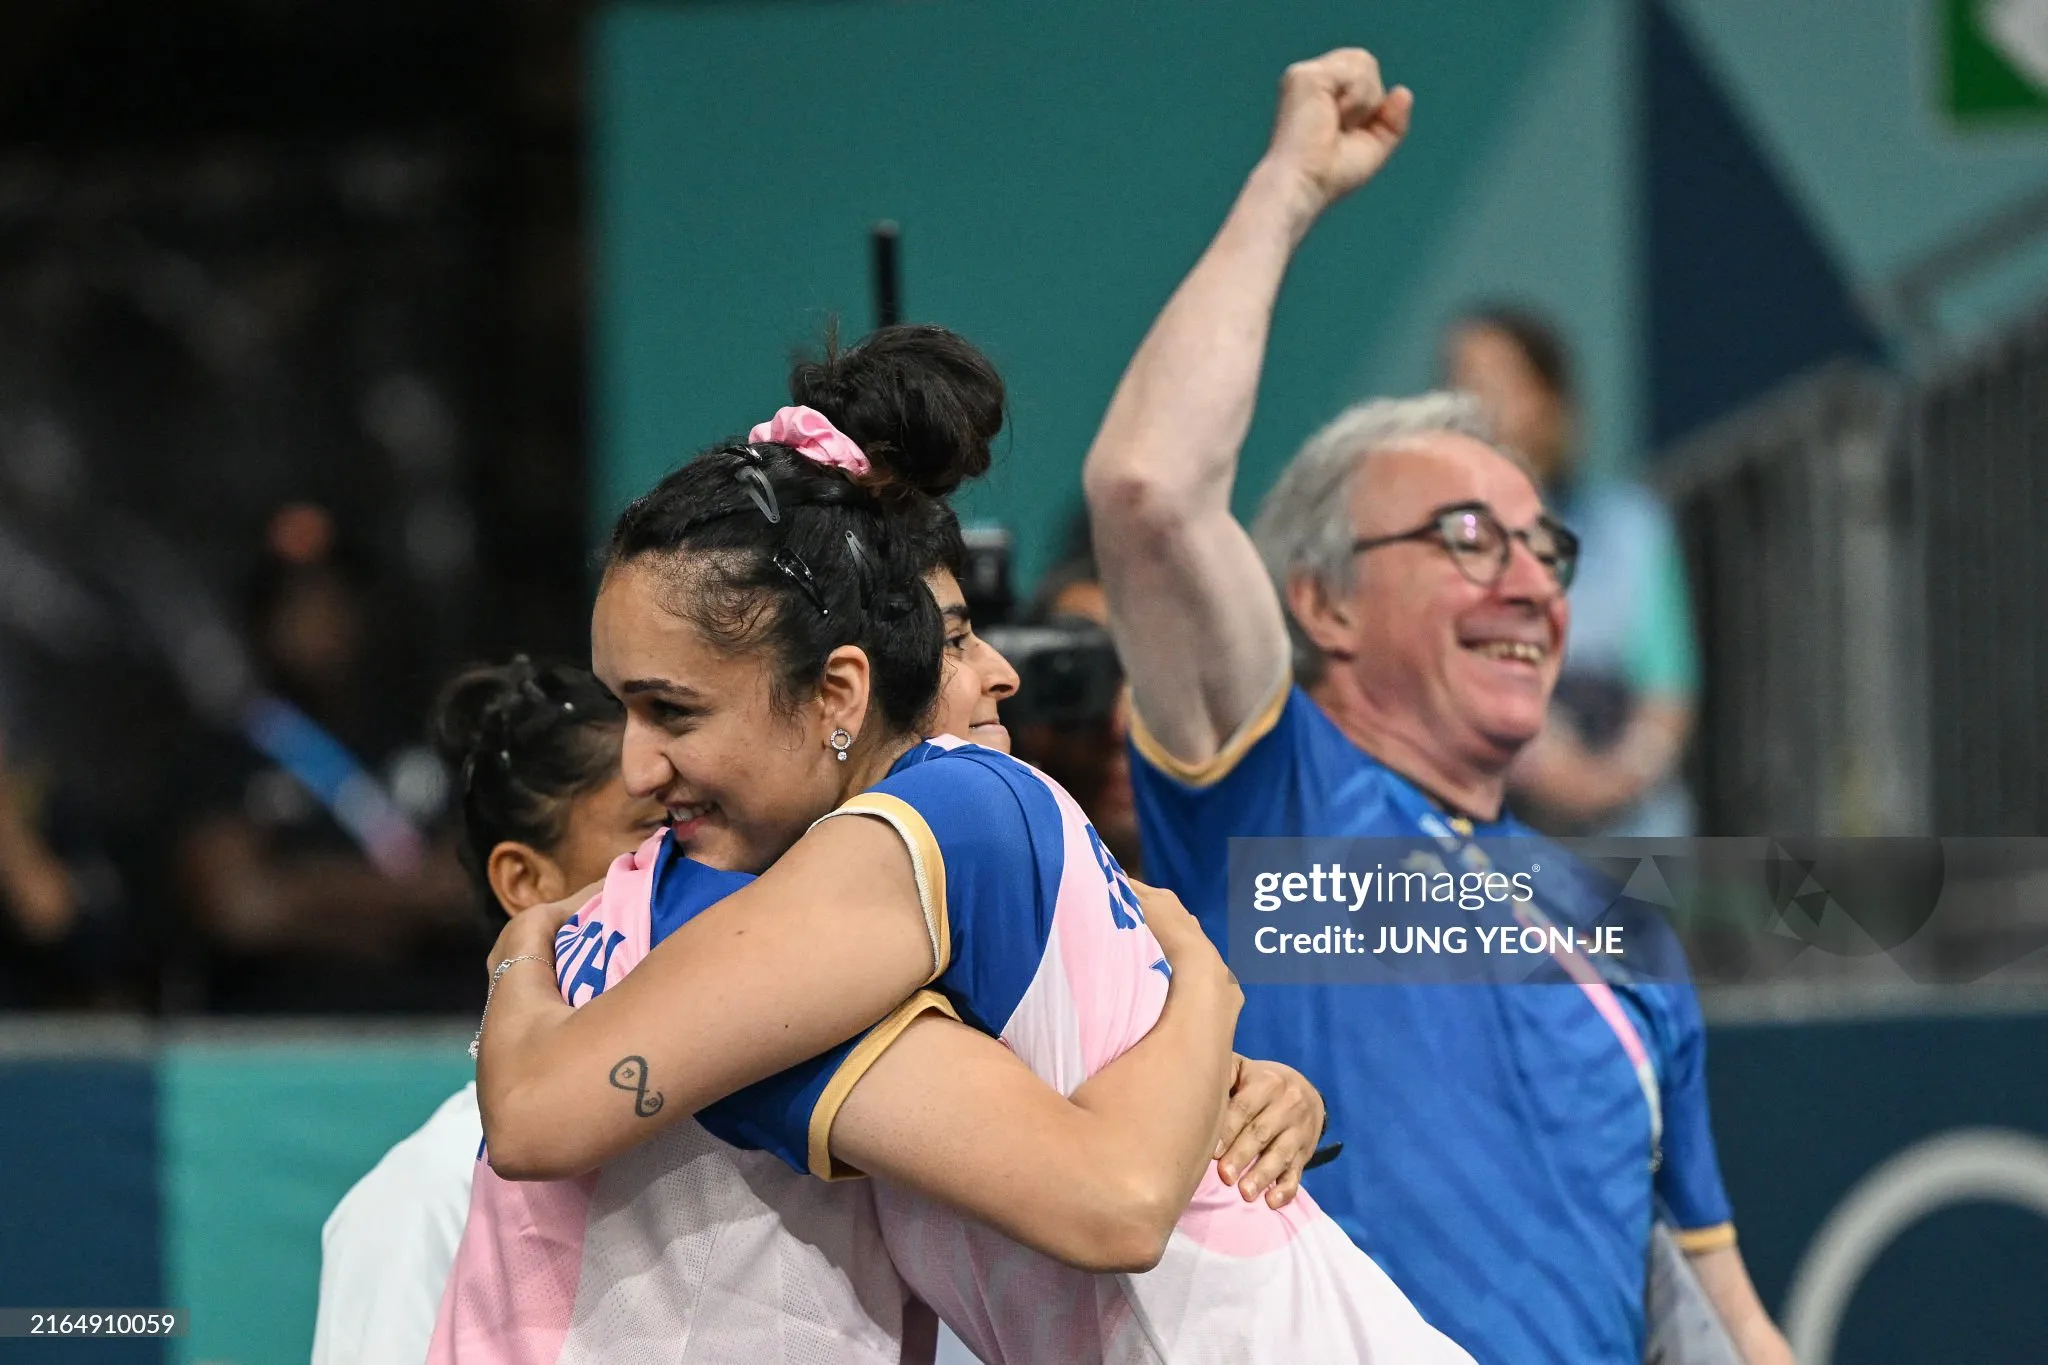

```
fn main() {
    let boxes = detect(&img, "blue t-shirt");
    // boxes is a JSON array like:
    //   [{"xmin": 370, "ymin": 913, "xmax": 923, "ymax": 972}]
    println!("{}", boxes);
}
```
[{"xmin": 1130, "ymin": 682, "xmax": 1734, "ymax": 1365}]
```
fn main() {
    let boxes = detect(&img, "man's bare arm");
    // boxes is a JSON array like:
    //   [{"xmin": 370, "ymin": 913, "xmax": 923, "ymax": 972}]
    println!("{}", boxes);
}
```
[
  {"xmin": 1511, "ymin": 698, "xmax": 1694, "ymax": 824},
  {"xmin": 1689, "ymin": 1244, "xmax": 1795, "ymax": 1365},
  {"xmin": 1083, "ymin": 50, "xmax": 1412, "ymax": 766}
]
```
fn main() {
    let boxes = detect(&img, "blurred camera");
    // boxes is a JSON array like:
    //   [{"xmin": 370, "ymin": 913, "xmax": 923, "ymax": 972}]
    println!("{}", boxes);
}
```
[
  {"xmin": 958, "ymin": 526, "xmax": 1015, "ymax": 630},
  {"xmin": 959, "ymin": 522, "xmax": 1122, "ymax": 730},
  {"xmin": 981, "ymin": 619, "xmax": 1123, "ymax": 731}
]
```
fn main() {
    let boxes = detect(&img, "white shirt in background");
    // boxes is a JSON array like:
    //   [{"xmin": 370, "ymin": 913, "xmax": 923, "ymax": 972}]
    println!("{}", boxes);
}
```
[{"xmin": 311, "ymin": 1083, "xmax": 480, "ymax": 1365}]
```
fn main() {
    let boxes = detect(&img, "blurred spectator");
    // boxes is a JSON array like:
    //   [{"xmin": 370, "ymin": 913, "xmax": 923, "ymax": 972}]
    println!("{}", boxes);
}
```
[
  {"xmin": 1446, "ymin": 307, "xmax": 1701, "ymax": 837},
  {"xmin": 1013, "ymin": 514, "xmax": 1143, "ymax": 876},
  {"xmin": 0, "ymin": 722, "xmax": 138, "ymax": 1008},
  {"xmin": 171, "ymin": 505, "xmax": 479, "ymax": 1013},
  {"xmin": 0, "ymin": 742, "xmax": 72, "ymax": 945}
]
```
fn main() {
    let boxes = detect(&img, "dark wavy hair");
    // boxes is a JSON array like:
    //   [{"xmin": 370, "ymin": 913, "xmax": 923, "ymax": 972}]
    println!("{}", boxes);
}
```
[
  {"xmin": 432, "ymin": 656, "xmax": 625, "ymax": 916},
  {"xmin": 605, "ymin": 324, "xmax": 1004, "ymax": 735}
]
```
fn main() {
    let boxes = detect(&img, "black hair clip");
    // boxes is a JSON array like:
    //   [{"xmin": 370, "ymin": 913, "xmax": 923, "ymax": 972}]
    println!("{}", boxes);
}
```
[
  {"xmin": 843, "ymin": 530, "xmax": 874, "ymax": 610},
  {"xmin": 735, "ymin": 464, "xmax": 781, "ymax": 525},
  {"xmin": 770, "ymin": 546, "xmax": 830, "ymax": 617},
  {"xmin": 843, "ymin": 528, "xmax": 870, "ymax": 576}
]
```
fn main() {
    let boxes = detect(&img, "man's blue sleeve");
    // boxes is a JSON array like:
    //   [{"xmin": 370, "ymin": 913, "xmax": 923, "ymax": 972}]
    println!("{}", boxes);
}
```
[{"xmin": 1653, "ymin": 983, "xmax": 1737, "ymax": 1248}]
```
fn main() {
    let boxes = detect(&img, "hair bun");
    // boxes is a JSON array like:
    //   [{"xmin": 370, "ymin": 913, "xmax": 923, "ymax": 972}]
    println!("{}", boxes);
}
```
[
  {"xmin": 432, "ymin": 659, "xmax": 532, "ymax": 772},
  {"xmin": 788, "ymin": 324, "xmax": 1003, "ymax": 499},
  {"xmin": 431, "ymin": 656, "xmax": 621, "ymax": 775}
]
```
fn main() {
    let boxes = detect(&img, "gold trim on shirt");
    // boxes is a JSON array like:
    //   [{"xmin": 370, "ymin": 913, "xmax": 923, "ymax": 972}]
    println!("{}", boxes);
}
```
[
  {"xmin": 806, "ymin": 990, "xmax": 962, "ymax": 1180},
  {"xmin": 1672, "ymin": 1222, "xmax": 1738, "ymax": 1255},
  {"xmin": 815, "ymin": 791, "xmax": 950, "ymax": 984},
  {"xmin": 1128, "ymin": 670, "xmax": 1292, "ymax": 790}
]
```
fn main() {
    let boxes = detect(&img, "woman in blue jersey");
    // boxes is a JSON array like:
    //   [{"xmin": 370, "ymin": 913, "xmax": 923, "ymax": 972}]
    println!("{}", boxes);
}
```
[{"xmin": 473, "ymin": 324, "xmax": 1471, "ymax": 1361}]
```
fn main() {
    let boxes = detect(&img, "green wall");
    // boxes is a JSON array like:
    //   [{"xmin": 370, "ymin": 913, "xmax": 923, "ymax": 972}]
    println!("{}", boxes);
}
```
[
  {"xmin": 592, "ymin": 0, "xmax": 1572, "ymax": 589},
  {"xmin": 1667, "ymin": 0, "xmax": 2048, "ymax": 341},
  {"xmin": 592, "ymin": 0, "xmax": 2048, "ymax": 591},
  {"xmin": 161, "ymin": 1036, "xmax": 473, "ymax": 1365}
]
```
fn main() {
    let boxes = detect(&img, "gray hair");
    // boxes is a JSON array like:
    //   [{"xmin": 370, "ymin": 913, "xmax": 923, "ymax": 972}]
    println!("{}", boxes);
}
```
[{"xmin": 1249, "ymin": 391, "xmax": 1500, "ymax": 683}]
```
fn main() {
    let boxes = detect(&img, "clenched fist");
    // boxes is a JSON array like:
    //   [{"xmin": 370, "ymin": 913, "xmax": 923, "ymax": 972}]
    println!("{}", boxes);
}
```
[{"xmin": 1264, "ymin": 48, "xmax": 1413, "ymax": 217}]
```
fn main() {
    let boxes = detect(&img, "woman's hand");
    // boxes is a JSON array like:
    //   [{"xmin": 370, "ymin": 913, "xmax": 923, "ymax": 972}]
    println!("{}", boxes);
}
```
[
  {"xmin": 485, "ymin": 880, "xmax": 600, "ymax": 979},
  {"xmin": 1215, "ymin": 1055, "xmax": 1326, "ymax": 1208},
  {"xmin": 1130, "ymin": 879, "xmax": 1236, "ymax": 997}
]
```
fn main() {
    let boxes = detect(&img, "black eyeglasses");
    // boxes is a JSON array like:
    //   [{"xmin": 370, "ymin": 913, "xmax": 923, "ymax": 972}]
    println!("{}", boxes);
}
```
[{"xmin": 1351, "ymin": 501, "xmax": 1578, "ymax": 591}]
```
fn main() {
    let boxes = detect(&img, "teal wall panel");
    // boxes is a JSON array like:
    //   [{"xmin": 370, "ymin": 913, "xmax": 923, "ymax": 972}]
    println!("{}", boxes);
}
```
[
  {"xmin": 0, "ymin": 1013, "xmax": 2042, "ymax": 1362},
  {"xmin": 1666, "ymin": 0, "xmax": 2048, "ymax": 341},
  {"xmin": 159, "ymin": 1038, "xmax": 472, "ymax": 1365},
  {"xmin": 1707, "ymin": 1012, "xmax": 2048, "ymax": 1364},
  {"xmin": 593, "ymin": 0, "xmax": 1565, "ymax": 589},
  {"xmin": 1356, "ymin": 0, "xmax": 1640, "ymax": 480},
  {"xmin": 0, "ymin": 1057, "xmax": 161, "ymax": 1365}
]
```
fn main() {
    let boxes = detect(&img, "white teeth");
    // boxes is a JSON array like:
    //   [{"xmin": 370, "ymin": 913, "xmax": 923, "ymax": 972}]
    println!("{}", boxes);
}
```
[{"xmin": 1471, "ymin": 641, "xmax": 1545, "ymax": 663}]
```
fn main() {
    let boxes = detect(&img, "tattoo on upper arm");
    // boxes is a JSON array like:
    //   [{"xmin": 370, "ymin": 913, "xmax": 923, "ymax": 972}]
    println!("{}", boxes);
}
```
[{"xmin": 609, "ymin": 1055, "xmax": 665, "ymax": 1118}]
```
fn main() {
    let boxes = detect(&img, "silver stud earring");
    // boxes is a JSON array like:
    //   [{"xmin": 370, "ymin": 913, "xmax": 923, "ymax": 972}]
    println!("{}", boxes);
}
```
[{"xmin": 830, "ymin": 728, "xmax": 853, "ymax": 762}]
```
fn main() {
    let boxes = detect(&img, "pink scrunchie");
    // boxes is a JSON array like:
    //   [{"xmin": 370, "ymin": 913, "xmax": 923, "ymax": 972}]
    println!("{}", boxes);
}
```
[{"xmin": 749, "ymin": 405, "xmax": 871, "ymax": 477}]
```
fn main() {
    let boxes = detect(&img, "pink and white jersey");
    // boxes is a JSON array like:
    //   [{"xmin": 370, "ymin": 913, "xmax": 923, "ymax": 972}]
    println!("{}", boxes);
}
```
[
  {"xmin": 820, "ymin": 739, "xmax": 1475, "ymax": 1365},
  {"xmin": 427, "ymin": 834, "xmax": 928, "ymax": 1365}
]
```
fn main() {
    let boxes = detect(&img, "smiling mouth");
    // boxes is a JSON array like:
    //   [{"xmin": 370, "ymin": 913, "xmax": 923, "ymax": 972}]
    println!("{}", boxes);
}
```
[
  {"xmin": 1465, "ymin": 640, "xmax": 1548, "ymax": 664},
  {"xmin": 667, "ymin": 800, "xmax": 717, "ymax": 826}
]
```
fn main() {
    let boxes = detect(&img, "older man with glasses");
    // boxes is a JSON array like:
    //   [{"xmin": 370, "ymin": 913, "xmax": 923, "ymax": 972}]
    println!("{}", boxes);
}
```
[{"xmin": 1082, "ymin": 48, "xmax": 1791, "ymax": 1365}]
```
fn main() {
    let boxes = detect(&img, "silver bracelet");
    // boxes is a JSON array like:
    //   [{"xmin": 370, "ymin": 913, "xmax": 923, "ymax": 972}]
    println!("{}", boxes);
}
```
[{"xmin": 469, "ymin": 954, "xmax": 550, "ymax": 1060}]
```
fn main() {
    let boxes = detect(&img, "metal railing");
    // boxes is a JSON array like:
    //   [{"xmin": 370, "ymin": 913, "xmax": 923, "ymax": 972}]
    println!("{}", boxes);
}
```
[
  {"xmin": 1915, "ymin": 305, "xmax": 2048, "ymax": 835},
  {"xmin": 1651, "ymin": 363, "xmax": 1914, "ymax": 837},
  {"xmin": 1653, "ymin": 299, "xmax": 2048, "ymax": 841}
]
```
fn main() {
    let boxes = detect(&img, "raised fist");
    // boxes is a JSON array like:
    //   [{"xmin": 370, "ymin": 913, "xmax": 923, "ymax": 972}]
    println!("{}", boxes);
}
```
[{"xmin": 1265, "ymin": 49, "xmax": 1413, "ymax": 214}]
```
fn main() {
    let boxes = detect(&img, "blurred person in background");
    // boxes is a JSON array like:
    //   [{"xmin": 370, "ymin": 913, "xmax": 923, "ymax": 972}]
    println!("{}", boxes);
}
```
[
  {"xmin": 0, "ymin": 738, "xmax": 73, "ymax": 947},
  {"xmin": 1446, "ymin": 307, "xmax": 1700, "ymax": 837},
  {"xmin": 172, "ymin": 503, "xmax": 477, "ymax": 1013},
  {"xmin": 1011, "ymin": 511, "xmax": 1143, "ymax": 876},
  {"xmin": 1084, "ymin": 49, "xmax": 1789, "ymax": 1364},
  {"xmin": 0, "ymin": 721, "xmax": 137, "ymax": 1007}
]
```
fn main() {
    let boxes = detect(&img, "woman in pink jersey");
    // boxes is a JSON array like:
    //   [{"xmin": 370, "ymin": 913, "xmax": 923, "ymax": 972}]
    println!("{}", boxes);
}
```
[{"xmin": 474, "ymin": 325, "xmax": 1472, "ymax": 1362}]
